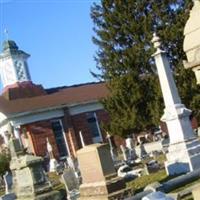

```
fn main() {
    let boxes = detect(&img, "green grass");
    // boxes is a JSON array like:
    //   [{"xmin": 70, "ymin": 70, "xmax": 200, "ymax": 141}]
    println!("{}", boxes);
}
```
[
  {"xmin": 126, "ymin": 169, "xmax": 167, "ymax": 194},
  {"xmin": 0, "ymin": 173, "xmax": 65, "ymax": 198},
  {"xmin": 155, "ymin": 154, "xmax": 166, "ymax": 163},
  {"xmin": 0, "ymin": 189, "xmax": 4, "ymax": 196},
  {"xmin": 126, "ymin": 153, "xmax": 169, "ymax": 194},
  {"xmin": 48, "ymin": 172, "xmax": 66, "ymax": 199},
  {"xmin": 126, "ymin": 169, "xmax": 199, "ymax": 200},
  {"xmin": 48, "ymin": 172, "xmax": 65, "ymax": 189}
]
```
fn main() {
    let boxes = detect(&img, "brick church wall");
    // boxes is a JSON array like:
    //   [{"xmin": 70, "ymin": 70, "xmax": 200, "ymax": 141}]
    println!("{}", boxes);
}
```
[
  {"xmin": 18, "ymin": 108, "xmax": 125, "ymax": 159},
  {"xmin": 20, "ymin": 109, "xmax": 111, "ymax": 159},
  {"xmin": 95, "ymin": 109, "xmax": 125, "ymax": 147},
  {"xmin": 95, "ymin": 109, "xmax": 110, "ymax": 141},
  {"xmin": 71, "ymin": 113, "xmax": 93, "ymax": 148},
  {"xmin": 62, "ymin": 109, "xmax": 79, "ymax": 157},
  {"xmin": 71, "ymin": 109, "xmax": 111, "ymax": 148},
  {"xmin": 24, "ymin": 120, "xmax": 59, "ymax": 158}
]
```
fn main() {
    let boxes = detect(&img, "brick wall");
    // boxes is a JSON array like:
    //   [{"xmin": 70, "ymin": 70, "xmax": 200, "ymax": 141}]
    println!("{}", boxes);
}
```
[
  {"xmin": 21, "ymin": 109, "xmax": 111, "ymax": 159},
  {"xmin": 2, "ymin": 81, "xmax": 46, "ymax": 100},
  {"xmin": 19, "ymin": 109, "xmax": 125, "ymax": 159},
  {"xmin": 71, "ymin": 109, "xmax": 111, "ymax": 147},
  {"xmin": 95, "ymin": 109, "xmax": 110, "ymax": 142},
  {"xmin": 24, "ymin": 120, "xmax": 59, "ymax": 158},
  {"xmin": 191, "ymin": 117, "xmax": 198, "ymax": 129},
  {"xmin": 61, "ymin": 109, "xmax": 113, "ymax": 157},
  {"xmin": 95, "ymin": 109, "xmax": 125, "ymax": 147},
  {"xmin": 71, "ymin": 113, "xmax": 93, "ymax": 148},
  {"xmin": 62, "ymin": 109, "xmax": 79, "ymax": 157}
]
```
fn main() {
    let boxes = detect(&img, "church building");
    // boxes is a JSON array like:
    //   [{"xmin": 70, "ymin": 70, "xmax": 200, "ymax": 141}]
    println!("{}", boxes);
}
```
[{"xmin": 0, "ymin": 40, "xmax": 110, "ymax": 158}]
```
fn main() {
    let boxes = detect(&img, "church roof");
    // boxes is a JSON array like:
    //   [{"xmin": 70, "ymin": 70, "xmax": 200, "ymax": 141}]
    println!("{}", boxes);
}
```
[{"xmin": 0, "ymin": 82, "xmax": 108, "ymax": 116}]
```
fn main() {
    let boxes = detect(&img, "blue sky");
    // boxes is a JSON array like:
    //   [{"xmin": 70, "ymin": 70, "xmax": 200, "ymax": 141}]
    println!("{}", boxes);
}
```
[{"xmin": 0, "ymin": 0, "xmax": 100, "ymax": 89}]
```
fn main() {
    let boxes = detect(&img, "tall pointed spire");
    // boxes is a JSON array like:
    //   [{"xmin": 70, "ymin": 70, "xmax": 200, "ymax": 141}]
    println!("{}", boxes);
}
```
[{"xmin": 4, "ymin": 29, "xmax": 9, "ymax": 41}]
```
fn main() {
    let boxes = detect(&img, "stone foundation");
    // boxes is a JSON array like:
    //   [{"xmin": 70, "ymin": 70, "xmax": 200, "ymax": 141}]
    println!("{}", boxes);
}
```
[
  {"xmin": 16, "ymin": 190, "xmax": 61, "ymax": 200},
  {"xmin": 165, "ymin": 138, "xmax": 200, "ymax": 175},
  {"xmin": 79, "ymin": 176, "xmax": 126, "ymax": 200}
]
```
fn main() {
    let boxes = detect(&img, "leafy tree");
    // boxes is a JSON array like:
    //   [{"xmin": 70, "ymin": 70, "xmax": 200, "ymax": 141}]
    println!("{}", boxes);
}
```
[{"xmin": 91, "ymin": 0, "xmax": 200, "ymax": 137}]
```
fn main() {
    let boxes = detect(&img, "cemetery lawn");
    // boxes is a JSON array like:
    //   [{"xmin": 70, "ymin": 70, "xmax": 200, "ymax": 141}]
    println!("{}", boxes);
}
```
[
  {"xmin": 48, "ymin": 172, "xmax": 66, "ymax": 197},
  {"xmin": 0, "ymin": 189, "xmax": 4, "ymax": 196},
  {"xmin": 126, "ymin": 169, "xmax": 167, "ymax": 193},
  {"xmin": 141, "ymin": 154, "xmax": 166, "ymax": 166},
  {"xmin": 126, "ymin": 153, "xmax": 168, "ymax": 193}
]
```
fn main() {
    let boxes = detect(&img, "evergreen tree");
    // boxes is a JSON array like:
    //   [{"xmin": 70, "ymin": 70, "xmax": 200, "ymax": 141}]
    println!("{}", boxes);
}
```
[{"xmin": 91, "ymin": 0, "xmax": 200, "ymax": 137}]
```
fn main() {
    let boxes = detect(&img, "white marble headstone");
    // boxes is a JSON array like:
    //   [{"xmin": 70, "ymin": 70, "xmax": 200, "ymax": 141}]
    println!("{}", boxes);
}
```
[
  {"xmin": 142, "ymin": 192, "xmax": 174, "ymax": 200},
  {"xmin": 120, "ymin": 145, "xmax": 128, "ymax": 161}
]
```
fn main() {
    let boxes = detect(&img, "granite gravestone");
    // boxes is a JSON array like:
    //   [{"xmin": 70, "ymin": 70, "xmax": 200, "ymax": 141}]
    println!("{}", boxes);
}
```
[
  {"xmin": 77, "ymin": 143, "xmax": 126, "ymax": 200},
  {"xmin": 138, "ymin": 143, "xmax": 148, "ymax": 159},
  {"xmin": 8, "ymin": 134, "xmax": 61, "ymax": 200},
  {"xmin": 125, "ymin": 137, "xmax": 137, "ymax": 160},
  {"xmin": 62, "ymin": 168, "xmax": 79, "ymax": 200}
]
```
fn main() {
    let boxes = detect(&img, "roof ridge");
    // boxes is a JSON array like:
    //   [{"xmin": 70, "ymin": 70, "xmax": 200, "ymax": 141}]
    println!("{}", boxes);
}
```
[{"xmin": 45, "ymin": 81, "xmax": 104, "ymax": 94}]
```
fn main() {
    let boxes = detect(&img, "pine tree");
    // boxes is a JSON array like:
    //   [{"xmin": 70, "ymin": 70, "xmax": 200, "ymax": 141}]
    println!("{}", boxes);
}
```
[{"xmin": 91, "ymin": 0, "xmax": 200, "ymax": 137}]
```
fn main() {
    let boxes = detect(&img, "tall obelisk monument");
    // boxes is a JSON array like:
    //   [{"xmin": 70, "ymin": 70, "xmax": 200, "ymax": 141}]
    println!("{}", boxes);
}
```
[{"xmin": 152, "ymin": 33, "xmax": 200, "ymax": 175}]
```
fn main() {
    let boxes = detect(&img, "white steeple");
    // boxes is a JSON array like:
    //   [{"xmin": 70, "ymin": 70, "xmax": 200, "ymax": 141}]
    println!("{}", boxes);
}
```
[{"xmin": 0, "ymin": 40, "xmax": 31, "ymax": 88}]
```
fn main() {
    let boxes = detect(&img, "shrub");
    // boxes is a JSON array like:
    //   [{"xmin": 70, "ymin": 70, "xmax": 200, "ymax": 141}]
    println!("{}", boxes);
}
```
[{"xmin": 0, "ymin": 152, "xmax": 10, "ymax": 177}]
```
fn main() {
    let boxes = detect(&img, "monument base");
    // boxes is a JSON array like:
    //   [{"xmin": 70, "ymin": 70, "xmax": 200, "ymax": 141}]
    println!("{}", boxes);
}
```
[
  {"xmin": 79, "ymin": 177, "xmax": 126, "ymax": 200},
  {"xmin": 16, "ymin": 190, "xmax": 61, "ymax": 200},
  {"xmin": 165, "ymin": 138, "xmax": 200, "ymax": 175}
]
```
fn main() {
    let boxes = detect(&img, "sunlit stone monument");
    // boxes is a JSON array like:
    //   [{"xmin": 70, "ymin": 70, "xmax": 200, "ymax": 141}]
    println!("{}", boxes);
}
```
[
  {"xmin": 8, "ymin": 130, "xmax": 61, "ymax": 200},
  {"xmin": 152, "ymin": 33, "xmax": 200, "ymax": 175},
  {"xmin": 77, "ymin": 143, "xmax": 126, "ymax": 200},
  {"xmin": 183, "ymin": 0, "xmax": 200, "ymax": 84}
]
